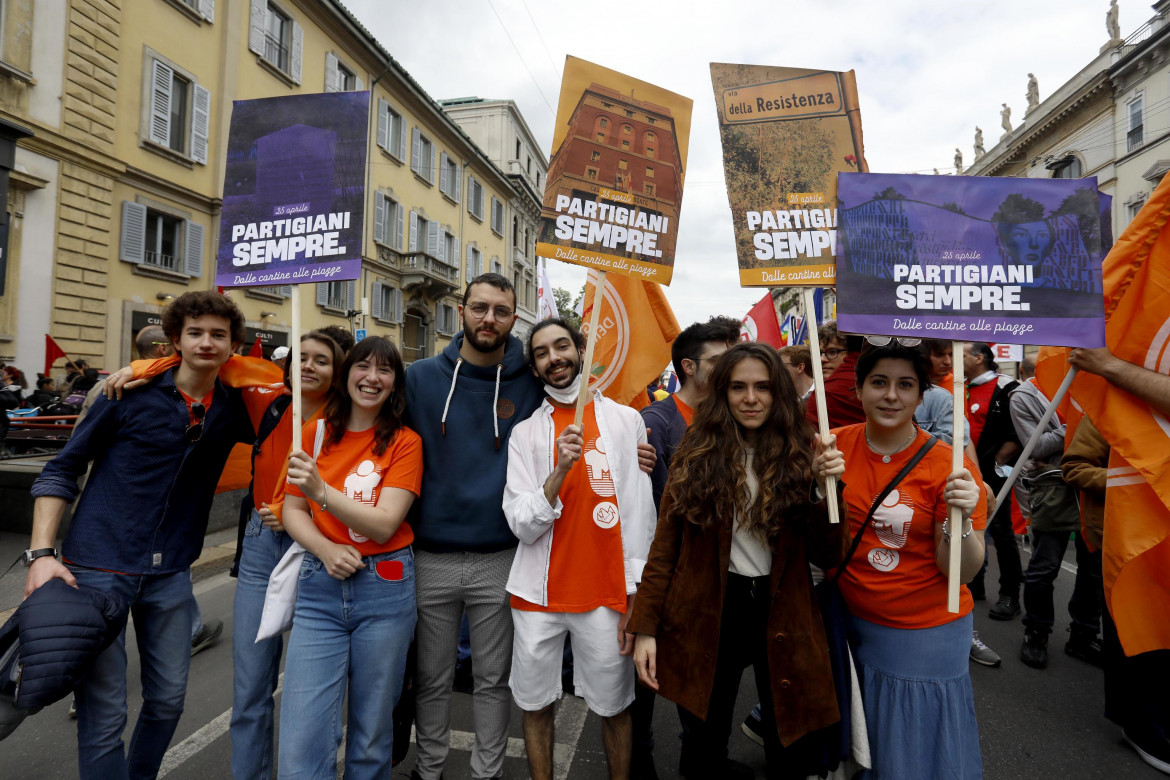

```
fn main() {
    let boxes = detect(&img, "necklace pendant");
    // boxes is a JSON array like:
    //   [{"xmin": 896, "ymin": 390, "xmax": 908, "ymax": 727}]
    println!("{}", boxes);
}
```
[{"xmin": 882, "ymin": 454, "xmax": 892, "ymax": 464}]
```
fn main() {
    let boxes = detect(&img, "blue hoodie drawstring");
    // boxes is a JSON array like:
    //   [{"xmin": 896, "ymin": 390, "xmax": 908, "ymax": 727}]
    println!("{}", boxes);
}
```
[
  {"xmin": 439, "ymin": 357, "xmax": 504, "ymax": 450},
  {"xmin": 440, "ymin": 358, "xmax": 463, "ymax": 436}
]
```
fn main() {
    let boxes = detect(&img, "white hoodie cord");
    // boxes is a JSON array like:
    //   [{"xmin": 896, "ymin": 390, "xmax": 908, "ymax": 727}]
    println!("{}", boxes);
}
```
[
  {"xmin": 493, "ymin": 363, "xmax": 503, "ymax": 450},
  {"xmin": 440, "ymin": 357, "xmax": 463, "ymax": 436}
]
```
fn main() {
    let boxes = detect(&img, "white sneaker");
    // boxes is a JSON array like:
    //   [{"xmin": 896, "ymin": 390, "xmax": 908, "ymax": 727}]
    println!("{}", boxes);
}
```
[{"xmin": 970, "ymin": 631, "xmax": 1002, "ymax": 667}]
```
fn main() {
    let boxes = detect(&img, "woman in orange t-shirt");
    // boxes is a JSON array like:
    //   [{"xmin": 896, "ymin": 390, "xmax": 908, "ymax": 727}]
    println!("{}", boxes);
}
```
[
  {"xmin": 834, "ymin": 342, "xmax": 986, "ymax": 779},
  {"xmin": 278, "ymin": 336, "xmax": 423, "ymax": 778}
]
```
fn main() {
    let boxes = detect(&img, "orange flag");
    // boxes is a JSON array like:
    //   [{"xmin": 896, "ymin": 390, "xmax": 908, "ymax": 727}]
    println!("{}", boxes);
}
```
[
  {"xmin": 1036, "ymin": 174, "xmax": 1170, "ymax": 656},
  {"xmin": 579, "ymin": 270, "xmax": 681, "ymax": 411}
]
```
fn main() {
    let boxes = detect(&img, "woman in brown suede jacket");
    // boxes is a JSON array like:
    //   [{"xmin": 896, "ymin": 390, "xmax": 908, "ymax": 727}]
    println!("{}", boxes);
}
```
[{"xmin": 629, "ymin": 342, "xmax": 848, "ymax": 779}]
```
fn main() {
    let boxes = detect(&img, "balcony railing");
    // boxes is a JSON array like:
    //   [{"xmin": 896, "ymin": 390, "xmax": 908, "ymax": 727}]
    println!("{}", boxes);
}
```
[
  {"xmin": 402, "ymin": 252, "xmax": 459, "ymax": 285},
  {"xmin": 264, "ymin": 34, "xmax": 289, "ymax": 72},
  {"xmin": 144, "ymin": 251, "xmax": 179, "ymax": 272},
  {"xmin": 1128, "ymin": 125, "xmax": 1144, "ymax": 152}
]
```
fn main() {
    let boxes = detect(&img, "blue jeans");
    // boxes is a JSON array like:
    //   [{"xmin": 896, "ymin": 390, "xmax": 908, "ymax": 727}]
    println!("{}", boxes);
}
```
[
  {"xmin": 1022, "ymin": 529, "xmax": 1101, "ymax": 638},
  {"xmin": 278, "ymin": 547, "xmax": 416, "ymax": 779},
  {"xmin": 230, "ymin": 509, "xmax": 295, "ymax": 779},
  {"xmin": 70, "ymin": 565, "xmax": 195, "ymax": 780}
]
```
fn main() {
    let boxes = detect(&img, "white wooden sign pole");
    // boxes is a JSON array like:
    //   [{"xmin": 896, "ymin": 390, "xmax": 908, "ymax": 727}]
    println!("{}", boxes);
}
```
[
  {"xmin": 574, "ymin": 270, "xmax": 607, "ymax": 427},
  {"xmin": 290, "ymin": 285, "xmax": 303, "ymax": 452},
  {"xmin": 801, "ymin": 287, "xmax": 840, "ymax": 523},
  {"xmin": 947, "ymin": 340, "xmax": 965, "ymax": 613}
]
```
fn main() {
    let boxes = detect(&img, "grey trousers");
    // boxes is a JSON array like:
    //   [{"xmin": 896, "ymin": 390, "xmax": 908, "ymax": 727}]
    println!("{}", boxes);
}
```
[{"xmin": 412, "ymin": 548, "xmax": 516, "ymax": 780}]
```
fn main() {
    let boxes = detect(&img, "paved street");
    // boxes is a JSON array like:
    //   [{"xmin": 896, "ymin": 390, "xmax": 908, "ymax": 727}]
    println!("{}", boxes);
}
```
[{"xmin": 0, "ymin": 534, "xmax": 1162, "ymax": 779}]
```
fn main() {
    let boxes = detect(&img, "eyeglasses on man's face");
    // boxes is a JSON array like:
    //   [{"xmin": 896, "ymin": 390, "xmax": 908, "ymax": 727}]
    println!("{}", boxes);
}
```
[{"xmin": 466, "ymin": 302, "xmax": 514, "ymax": 320}]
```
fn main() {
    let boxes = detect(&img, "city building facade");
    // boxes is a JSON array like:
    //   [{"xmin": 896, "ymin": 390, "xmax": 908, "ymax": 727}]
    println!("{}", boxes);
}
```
[
  {"xmin": 0, "ymin": 0, "xmax": 524, "ymax": 374},
  {"xmin": 440, "ymin": 96, "xmax": 546, "ymax": 340}
]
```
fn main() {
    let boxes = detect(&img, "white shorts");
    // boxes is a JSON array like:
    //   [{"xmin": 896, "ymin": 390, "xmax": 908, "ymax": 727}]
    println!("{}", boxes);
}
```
[{"xmin": 509, "ymin": 607, "xmax": 635, "ymax": 717}]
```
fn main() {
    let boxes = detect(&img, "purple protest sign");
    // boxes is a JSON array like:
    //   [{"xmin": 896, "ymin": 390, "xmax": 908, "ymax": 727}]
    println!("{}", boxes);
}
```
[
  {"xmin": 216, "ymin": 91, "xmax": 368, "ymax": 288},
  {"xmin": 835, "ymin": 173, "xmax": 1106, "ymax": 347}
]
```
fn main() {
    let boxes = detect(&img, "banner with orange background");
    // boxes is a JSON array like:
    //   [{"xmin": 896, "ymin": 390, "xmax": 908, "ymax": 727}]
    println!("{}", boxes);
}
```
[
  {"xmin": 1034, "ymin": 172, "xmax": 1170, "ymax": 656},
  {"xmin": 536, "ymin": 56, "xmax": 692, "ymax": 286},
  {"xmin": 578, "ymin": 270, "xmax": 680, "ymax": 410}
]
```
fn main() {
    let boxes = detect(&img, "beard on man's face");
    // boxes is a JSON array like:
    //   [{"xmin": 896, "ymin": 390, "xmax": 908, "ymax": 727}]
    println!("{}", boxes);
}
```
[
  {"xmin": 539, "ymin": 353, "xmax": 581, "ymax": 389},
  {"xmin": 462, "ymin": 314, "xmax": 511, "ymax": 354}
]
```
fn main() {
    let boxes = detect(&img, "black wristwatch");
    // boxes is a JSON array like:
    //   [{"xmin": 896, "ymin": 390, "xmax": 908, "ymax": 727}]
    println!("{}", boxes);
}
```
[{"xmin": 21, "ymin": 548, "xmax": 59, "ymax": 567}]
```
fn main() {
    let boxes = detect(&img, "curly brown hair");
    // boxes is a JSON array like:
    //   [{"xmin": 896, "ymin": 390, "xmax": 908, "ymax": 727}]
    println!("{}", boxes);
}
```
[
  {"xmin": 663, "ymin": 342, "xmax": 815, "ymax": 543},
  {"xmin": 161, "ymin": 291, "xmax": 246, "ymax": 347}
]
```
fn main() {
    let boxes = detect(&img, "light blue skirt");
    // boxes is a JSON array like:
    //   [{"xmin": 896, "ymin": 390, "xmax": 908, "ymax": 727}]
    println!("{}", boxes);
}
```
[{"xmin": 849, "ymin": 611, "xmax": 982, "ymax": 779}]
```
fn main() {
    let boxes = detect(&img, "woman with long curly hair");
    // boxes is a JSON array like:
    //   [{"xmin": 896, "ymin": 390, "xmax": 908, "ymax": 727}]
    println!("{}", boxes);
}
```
[
  {"xmin": 629, "ymin": 341, "xmax": 849, "ymax": 779},
  {"xmin": 278, "ymin": 336, "xmax": 423, "ymax": 778}
]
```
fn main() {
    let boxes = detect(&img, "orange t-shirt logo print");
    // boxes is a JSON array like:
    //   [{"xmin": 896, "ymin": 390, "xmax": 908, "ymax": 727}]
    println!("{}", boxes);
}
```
[
  {"xmin": 583, "ymin": 435, "xmax": 620, "ymax": 529},
  {"xmin": 342, "ymin": 459, "xmax": 383, "ymax": 543}
]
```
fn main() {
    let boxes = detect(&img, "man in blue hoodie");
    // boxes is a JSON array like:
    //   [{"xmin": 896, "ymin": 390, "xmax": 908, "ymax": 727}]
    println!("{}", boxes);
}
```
[
  {"xmin": 405, "ymin": 274, "xmax": 547, "ymax": 780},
  {"xmin": 407, "ymin": 275, "xmax": 655, "ymax": 780}
]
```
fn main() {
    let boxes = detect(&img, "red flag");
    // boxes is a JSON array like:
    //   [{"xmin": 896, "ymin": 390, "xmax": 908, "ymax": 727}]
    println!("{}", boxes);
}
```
[
  {"xmin": 44, "ymin": 334, "xmax": 67, "ymax": 376},
  {"xmin": 248, "ymin": 334, "xmax": 264, "ymax": 358},
  {"xmin": 740, "ymin": 293, "xmax": 784, "ymax": 347}
]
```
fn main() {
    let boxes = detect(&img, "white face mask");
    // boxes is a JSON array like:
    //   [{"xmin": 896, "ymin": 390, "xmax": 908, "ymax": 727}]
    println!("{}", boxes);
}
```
[{"xmin": 544, "ymin": 374, "xmax": 581, "ymax": 405}]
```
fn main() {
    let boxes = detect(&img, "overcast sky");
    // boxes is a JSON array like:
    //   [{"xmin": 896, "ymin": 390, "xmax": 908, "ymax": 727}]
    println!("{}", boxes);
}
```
[{"xmin": 347, "ymin": 0, "xmax": 1148, "ymax": 327}]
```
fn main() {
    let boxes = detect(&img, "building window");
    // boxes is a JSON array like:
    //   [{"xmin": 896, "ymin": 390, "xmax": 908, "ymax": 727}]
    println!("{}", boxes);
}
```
[
  {"xmin": 377, "ymin": 99, "xmax": 406, "ymax": 159},
  {"xmin": 621, "ymin": 139, "xmax": 630, "ymax": 151},
  {"xmin": 147, "ymin": 57, "xmax": 210, "ymax": 164},
  {"xmin": 586, "ymin": 166, "xmax": 599, "ymax": 180},
  {"xmin": 599, "ymin": 117, "xmax": 608, "ymax": 128},
  {"xmin": 646, "ymin": 145, "xmax": 655, "ymax": 158},
  {"xmin": 371, "ymin": 280, "xmax": 403, "ymax": 323},
  {"xmin": 322, "ymin": 280, "xmax": 346, "ymax": 309},
  {"xmin": 596, "ymin": 132, "xmax": 606, "ymax": 143},
  {"xmin": 622, "ymin": 124, "xmax": 632, "ymax": 135},
  {"xmin": 536, "ymin": 172, "xmax": 541, "ymax": 188},
  {"xmin": 374, "ymin": 193, "xmax": 403, "ymax": 250},
  {"xmin": 264, "ymin": 4, "xmax": 291, "ymax": 72},
  {"xmin": 645, "ymin": 183, "xmax": 655, "ymax": 196},
  {"xmin": 325, "ymin": 53, "xmax": 362, "ymax": 92},
  {"xmin": 491, "ymin": 197, "xmax": 505, "ymax": 235},
  {"xmin": 1128, "ymin": 197, "xmax": 1146, "ymax": 225},
  {"xmin": 526, "ymin": 156, "xmax": 532, "ymax": 173},
  {"xmin": 1128, "ymin": 96, "xmax": 1143, "ymax": 152},
  {"xmin": 516, "ymin": 138, "xmax": 522, "ymax": 159},
  {"xmin": 1050, "ymin": 157, "xmax": 1082, "ymax": 179},
  {"xmin": 513, "ymin": 217, "xmax": 519, "ymax": 247},
  {"xmin": 442, "ymin": 230, "xmax": 458, "ymax": 264},
  {"xmin": 601, "ymin": 101, "xmax": 613, "ymax": 109},
  {"xmin": 625, "ymin": 110, "xmax": 634, "ymax": 118},
  {"xmin": 466, "ymin": 245, "xmax": 482, "ymax": 282},
  {"xmin": 647, "ymin": 117, "xmax": 655, "ymax": 125},
  {"xmin": 439, "ymin": 152, "xmax": 460, "ymax": 201},
  {"xmin": 436, "ymin": 303, "xmax": 458, "ymax": 336},
  {"xmin": 491, "ymin": 257, "xmax": 503, "ymax": 275},
  {"xmin": 145, "ymin": 211, "xmax": 183, "ymax": 271},
  {"xmin": 120, "ymin": 201, "xmax": 204, "ymax": 276},
  {"xmin": 591, "ymin": 151, "xmax": 601, "ymax": 162},
  {"xmin": 645, "ymin": 166, "xmax": 654, "ymax": 178},
  {"xmin": 412, "ymin": 128, "xmax": 435, "ymax": 183},
  {"xmin": 618, "ymin": 159, "xmax": 628, "ymax": 170},
  {"xmin": 468, "ymin": 176, "xmax": 484, "ymax": 220},
  {"xmin": 337, "ymin": 62, "xmax": 356, "ymax": 91}
]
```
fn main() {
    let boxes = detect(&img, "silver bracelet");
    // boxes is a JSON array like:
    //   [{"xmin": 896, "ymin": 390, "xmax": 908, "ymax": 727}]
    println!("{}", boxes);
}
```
[
  {"xmin": 317, "ymin": 486, "xmax": 328, "ymax": 512},
  {"xmin": 941, "ymin": 519, "xmax": 974, "ymax": 542}
]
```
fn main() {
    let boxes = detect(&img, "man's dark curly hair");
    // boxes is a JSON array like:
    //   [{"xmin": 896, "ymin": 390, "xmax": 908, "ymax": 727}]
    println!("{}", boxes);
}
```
[{"xmin": 162, "ymin": 291, "xmax": 246, "ymax": 347}]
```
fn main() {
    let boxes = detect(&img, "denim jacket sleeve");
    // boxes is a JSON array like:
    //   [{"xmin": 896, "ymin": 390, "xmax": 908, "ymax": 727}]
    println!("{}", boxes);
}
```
[{"xmin": 30, "ymin": 393, "xmax": 119, "ymax": 502}]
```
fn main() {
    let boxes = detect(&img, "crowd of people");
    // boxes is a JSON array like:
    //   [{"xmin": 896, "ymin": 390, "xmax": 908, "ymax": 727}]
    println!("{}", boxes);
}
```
[{"xmin": 13, "ymin": 274, "xmax": 1169, "ymax": 779}]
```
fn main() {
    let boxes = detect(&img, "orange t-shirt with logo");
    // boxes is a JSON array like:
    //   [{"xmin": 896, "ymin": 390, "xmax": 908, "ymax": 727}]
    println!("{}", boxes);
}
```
[
  {"xmin": 511, "ymin": 402, "xmax": 628, "ymax": 614},
  {"xmin": 286, "ymin": 419, "xmax": 423, "ymax": 556},
  {"xmin": 832, "ymin": 424, "xmax": 988, "ymax": 629}
]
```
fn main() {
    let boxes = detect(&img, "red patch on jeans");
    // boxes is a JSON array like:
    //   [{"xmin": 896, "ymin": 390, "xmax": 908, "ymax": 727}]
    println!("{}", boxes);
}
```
[{"xmin": 375, "ymin": 560, "xmax": 404, "ymax": 581}]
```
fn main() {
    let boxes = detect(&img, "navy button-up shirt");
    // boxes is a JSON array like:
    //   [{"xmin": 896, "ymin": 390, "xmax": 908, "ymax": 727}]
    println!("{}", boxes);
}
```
[{"xmin": 31, "ymin": 369, "xmax": 254, "ymax": 575}]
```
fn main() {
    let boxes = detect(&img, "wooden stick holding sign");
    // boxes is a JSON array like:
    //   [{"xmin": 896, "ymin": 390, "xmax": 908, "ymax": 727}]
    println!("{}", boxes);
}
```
[
  {"xmin": 801, "ymin": 287, "xmax": 840, "ymax": 524},
  {"xmin": 290, "ymin": 285, "xmax": 303, "ymax": 452},
  {"xmin": 574, "ymin": 270, "xmax": 607, "ymax": 428},
  {"xmin": 947, "ymin": 341, "xmax": 965, "ymax": 613}
]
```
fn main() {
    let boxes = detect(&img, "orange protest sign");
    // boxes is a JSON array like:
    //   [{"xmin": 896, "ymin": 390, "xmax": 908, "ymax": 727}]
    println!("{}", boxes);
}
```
[{"xmin": 537, "ymin": 57, "xmax": 692, "ymax": 285}]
